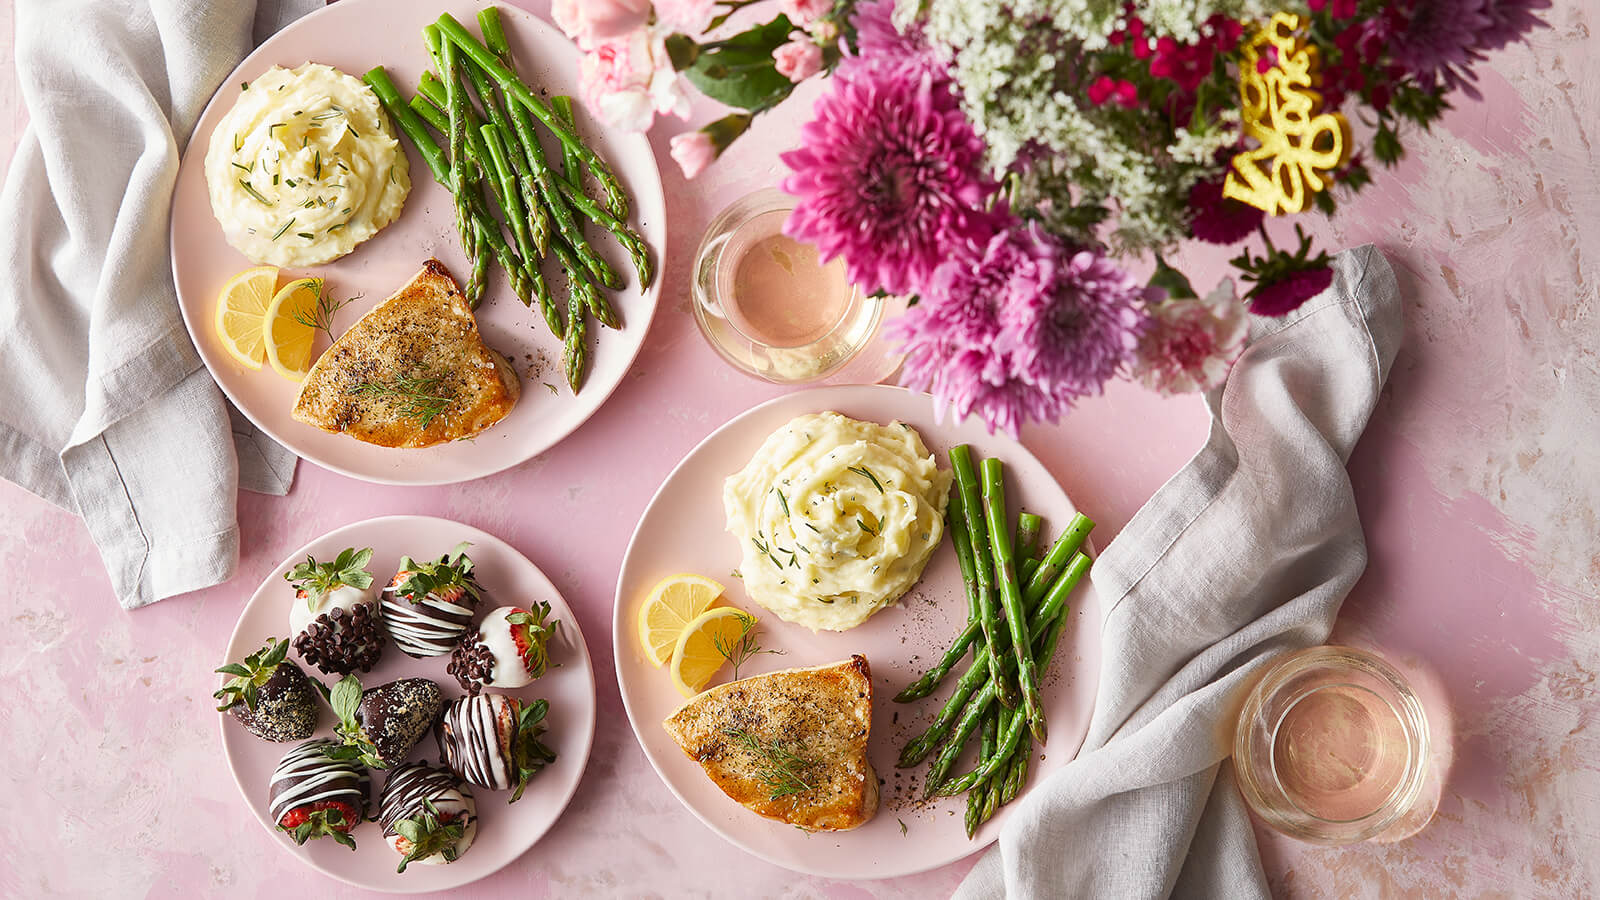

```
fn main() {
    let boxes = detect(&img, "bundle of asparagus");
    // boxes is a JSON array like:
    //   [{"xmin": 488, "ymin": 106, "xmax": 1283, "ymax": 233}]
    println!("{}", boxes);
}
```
[
  {"xmin": 895, "ymin": 444, "xmax": 1096, "ymax": 837},
  {"xmin": 364, "ymin": 8, "xmax": 654, "ymax": 392}
]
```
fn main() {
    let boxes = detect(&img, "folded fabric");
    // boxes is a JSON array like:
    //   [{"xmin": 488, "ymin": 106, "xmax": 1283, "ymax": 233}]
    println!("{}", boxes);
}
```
[
  {"xmin": 956, "ymin": 245, "xmax": 1403, "ymax": 898},
  {"xmin": 0, "ymin": 0, "xmax": 318, "ymax": 609}
]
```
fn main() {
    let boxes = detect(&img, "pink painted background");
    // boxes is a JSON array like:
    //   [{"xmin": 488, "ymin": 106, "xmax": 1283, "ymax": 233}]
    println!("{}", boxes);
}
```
[{"xmin": 2, "ymin": 1, "xmax": 1598, "ymax": 897}]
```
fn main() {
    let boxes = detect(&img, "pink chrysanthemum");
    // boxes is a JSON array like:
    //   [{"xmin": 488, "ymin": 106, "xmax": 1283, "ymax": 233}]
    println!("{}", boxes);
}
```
[
  {"xmin": 1251, "ymin": 266, "xmax": 1334, "ymax": 316},
  {"xmin": 1134, "ymin": 281, "xmax": 1250, "ymax": 395},
  {"xmin": 892, "ymin": 226, "xmax": 1149, "ymax": 435},
  {"xmin": 850, "ymin": 0, "xmax": 925, "ymax": 61},
  {"xmin": 995, "ymin": 233, "xmax": 1151, "ymax": 407},
  {"xmin": 781, "ymin": 64, "xmax": 1000, "ymax": 296}
]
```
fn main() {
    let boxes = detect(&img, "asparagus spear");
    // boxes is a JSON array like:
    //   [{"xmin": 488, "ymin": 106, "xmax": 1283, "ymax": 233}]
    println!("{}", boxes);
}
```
[
  {"xmin": 364, "ymin": 66, "xmax": 531, "ymax": 305},
  {"xmin": 965, "ymin": 708, "xmax": 1000, "ymax": 838},
  {"xmin": 982, "ymin": 458, "xmax": 1047, "ymax": 743},
  {"xmin": 950, "ymin": 446, "xmax": 1017, "ymax": 709},
  {"xmin": 436, "ymin": 12, "xmax": 629, "ymax": 219},
  {"xmin": 462, "ymin": 24, "xmax": 550, "ymax": 257},
  {"xmin": 894, "ymin": 492, "xmax": 983, "ymax": 704},
  {"xmin": 899, "ymin": 550, "xmax": 1090, "ymax": 769},
  {"xmin": 1017, "ymin": 512, "xmax": 1043, "ymax": 560},
  {"xmin": 933, "ymin": 567, "xmax": 1081, "ymax": 797},
  {"xmin": 1025, "ymin": 514, "xmax": 1094, "ymax": 607},
  {"xmin": 1001, "ymin": 732, "xmax": 1031, "ymax": 804},
  {"xmin": 409, "ymin": 79, "xmax": 560, "ymax": 333},
  {"xmin": 440, "ymin": 37, "xmax": 482, "ymax": 301}
]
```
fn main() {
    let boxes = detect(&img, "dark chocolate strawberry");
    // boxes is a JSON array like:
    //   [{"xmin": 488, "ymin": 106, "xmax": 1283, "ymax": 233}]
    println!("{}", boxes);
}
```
[
  {"xmin": 286, "ymin": 547, "xmax": 384, "ymax": 676},
  {"xmin": 214, "ymin": 637, "xmax": 319, "ymax": 743},
  {"xmin": 435, "ymin": 693, "xmax": 557, "ymax": 802},
  {"xmin": 446, "ymin": 603, "xmax": 558, "ymax": 694},
  {"xmin": 269, "ymin": 739, "xmax": 370, "ymax": 849},
  {"xmin": 381, "ymin": 542, "xmax": 484, "ymax": 659},
  {"xmin": 330, "ymin": 675, "xmax": 444, "ymax": 769},
  {"xmin": 378, "ymin": 763, "xmax": 477, "ymax": 872}
]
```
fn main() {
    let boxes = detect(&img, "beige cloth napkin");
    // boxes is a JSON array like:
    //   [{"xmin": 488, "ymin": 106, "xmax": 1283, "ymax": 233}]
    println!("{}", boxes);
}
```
[
  {"xmin": 957, "ymin": 245, "xmax": 1403, "ymax": 898},
  {"xmin": 0, "ymin": 0, "xmax": 319, "ymax": 608}
]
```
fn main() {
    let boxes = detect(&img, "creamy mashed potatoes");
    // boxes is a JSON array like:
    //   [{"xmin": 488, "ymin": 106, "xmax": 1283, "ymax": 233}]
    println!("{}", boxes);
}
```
[
  {"xmin": 205, "ymin": 63, "xmax": 410, "ymax": 267},
  {"xmin": 724, "ymin": 412, "xmax": 952, "ymax": 631}
]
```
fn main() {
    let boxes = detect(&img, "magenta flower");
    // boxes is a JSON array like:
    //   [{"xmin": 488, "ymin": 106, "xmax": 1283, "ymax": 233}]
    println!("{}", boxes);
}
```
[
  {"xmin": 1389, "ymin": 0, "xmax": 1549, "ymax": 95},
  {"xmin": 995, "ymin": 233, "xmax": 1150, "ymax": 408},
  {"xmin": 1188, "ymin": 176, "xmax": 1264, "ymax": 245},
  {"xmin": 893, "ymin": 225, "xmax": 1150, "ymax": 435},
  {"xmin": 1251, "ymin": 266, "xmax": 1334, "ymax": 316},
  {"xmin": 1134, "ymin": 281, "xmax": 1250, "ymax": 395},
  {"xmin": 850, "ymin": 0, "xmax": 926, "ymax": 61},
  {"xmin": 781, "ymin": 63, "xmax": 1001, "ymax": 296}
]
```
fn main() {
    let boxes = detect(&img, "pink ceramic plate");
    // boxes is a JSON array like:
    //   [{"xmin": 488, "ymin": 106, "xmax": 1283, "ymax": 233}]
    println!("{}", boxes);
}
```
[
  {"xmin": 171, "ymin": 0, "xmax": 664, "ymax": 485},
  {"xmin": 614, "ymin": 385, "xmax": 1101, "ymax": 879},
  {"xmin": 220, "ymin": 515, "xmax": 596, "ymax": 893}
]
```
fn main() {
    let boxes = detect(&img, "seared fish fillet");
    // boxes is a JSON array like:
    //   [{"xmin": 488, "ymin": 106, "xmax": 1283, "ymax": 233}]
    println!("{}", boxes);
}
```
[
  {"xmin": 292, "ymin": 259, "xmax": 520, "ymax": 448},
  {"xmin": 662, "ymin": 656, "xmax": 878, "ymax": 832}
]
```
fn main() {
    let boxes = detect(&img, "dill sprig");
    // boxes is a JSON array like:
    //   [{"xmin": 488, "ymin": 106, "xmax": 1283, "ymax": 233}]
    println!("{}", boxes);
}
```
[
  {"xmin": 723, "ymin": 728, "xmax": 813, "ymax": 801},
  {"xmin": 348, "ymin": 374, "xmax": 453, "ymax": 428},
  {"xmin": 709, "ymin": 612, "xmax": 783, "ymax": 680},
  {"xmin": 848, "ymin": 465, "xmax": 884, "ymax": 494},
  {"xmin": 289, "ymin": 280, "xmax": 360, "ymax": 343}
]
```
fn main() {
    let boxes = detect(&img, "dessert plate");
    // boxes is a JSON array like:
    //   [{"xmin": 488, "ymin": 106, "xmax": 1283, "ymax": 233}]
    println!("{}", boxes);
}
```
[
  {"xmin": 220, "ymin": 515, "xmax": 597, "ymax": 893},
  {"xmin": 171, "ymin": 0, "xmax": 665, "ymax": 485},
  {"xmin": 613, "ymin": 385, "xmax": 1101, "ymax": 879}
]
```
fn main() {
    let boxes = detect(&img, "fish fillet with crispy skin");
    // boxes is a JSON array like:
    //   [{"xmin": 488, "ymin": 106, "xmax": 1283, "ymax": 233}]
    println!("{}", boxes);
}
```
[
  {"xmin": 292, "ymin": 259, "xmax": 520, "ymax": 448},
  {"xmin": 662, "ymin": 655, "xmax": 878, "ymax": 832}
]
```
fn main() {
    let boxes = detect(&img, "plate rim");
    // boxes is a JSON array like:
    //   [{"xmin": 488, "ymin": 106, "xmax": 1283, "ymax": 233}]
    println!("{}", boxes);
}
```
[
  {"xmin": 219, "ymin": 513, "xmax": 599, "ymax": 893},
  {"xmin": 610, "ymin": 383, "xmax": 1100, "ymax": 880},
  {"xmin": 170, "ymin": 0, "xmax": 666, "ymax": 487}
]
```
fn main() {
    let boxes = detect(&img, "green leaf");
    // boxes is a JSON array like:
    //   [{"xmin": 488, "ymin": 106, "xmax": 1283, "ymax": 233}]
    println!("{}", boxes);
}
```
[
  {"xmin": 682, "ymin": 16, "xmax": 797, "ymax": 113},
  {"xmin": 331, "ymin": 675, "xmax": 363, "ymax": 727},
  {"xmin": 215, "ymin": 663, "xmax": 251, "ymax": 677}
]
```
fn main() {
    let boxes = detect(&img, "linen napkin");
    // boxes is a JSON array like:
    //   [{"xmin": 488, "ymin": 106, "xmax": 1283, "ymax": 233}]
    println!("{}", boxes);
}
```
[
  {"xmin": 956, "ymin": 244, "xmax": 1403, "ymax": 898},
  {"xmin": 0, "ymin": 0, "xmax": 319, "ymax": 609}
]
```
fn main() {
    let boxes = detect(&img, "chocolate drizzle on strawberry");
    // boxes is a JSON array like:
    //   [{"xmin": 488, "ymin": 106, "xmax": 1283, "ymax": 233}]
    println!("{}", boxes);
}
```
[
  {"xmin": 378, "ymin": 763, "xmax": 477, "ymax": 871},
  {"xmin": 381, "ymin": 544, "xmax": 483, "ymax": 659},
  {"xmin": 435, "ymin": 693, "xmax": 557, "ymax": 802},
  {"xmin": 269, "ymin": 739, "xmax": 370, "ymax": 848}
]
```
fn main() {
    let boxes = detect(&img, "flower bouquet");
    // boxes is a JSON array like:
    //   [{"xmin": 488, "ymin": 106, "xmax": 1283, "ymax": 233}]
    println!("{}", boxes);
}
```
[{"xmin": 554, "ymin": 0, "xmax": 1547, "ymax": 433}]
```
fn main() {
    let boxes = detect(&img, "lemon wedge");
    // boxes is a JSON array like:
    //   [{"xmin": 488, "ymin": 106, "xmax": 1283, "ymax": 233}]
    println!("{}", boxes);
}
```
[
  {"xmin": 638, "ymin": 573, "xmax": 724, "ymax": 668},
  {"xmin": 263, "ymin": 277, "xmax": 324, "ymax": 380},
  {"xmin": 213, "ymin": 266, "xmax": 279, "ymax": 369},
  {"xmin": 670, "ymin": 606, "xmax": 755, "ymax": 697}
]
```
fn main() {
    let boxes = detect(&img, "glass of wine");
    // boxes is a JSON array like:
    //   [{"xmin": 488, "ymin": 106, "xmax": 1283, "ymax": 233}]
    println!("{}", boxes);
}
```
[
  {"xmin": 691, "ymin": 189, "xmax": 902, "ymax": 385},
  {"xmin": 1234, "ymin": 645, "xmax": 1438, "ymax": 844}
]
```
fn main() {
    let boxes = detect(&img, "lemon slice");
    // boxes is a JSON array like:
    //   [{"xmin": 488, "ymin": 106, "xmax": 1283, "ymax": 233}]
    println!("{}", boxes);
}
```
[
  {"xmin": 263, "ymin": 277, "xmax": 324, "ymax": 380},
  {"xmin": 670, "ymin": 606, "xmax": 755, "ymax": 697},
  {"xmin": 638, "ymin": 573, "xmax": 724, "ymax": 667},
  {"xmin": 214, "ymin": 266, "xmax": 279, "ymax": 369}
]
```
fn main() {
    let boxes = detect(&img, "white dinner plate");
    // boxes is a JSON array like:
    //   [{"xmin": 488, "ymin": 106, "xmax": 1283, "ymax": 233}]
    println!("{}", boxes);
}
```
[
  {"xmin": 219, "ymin": 515, "xmax": 596, "ymax": 892},
  {"xmin": 171, "ymin": 0, "xmax": 664, "ymax": 484},
  {"xmin": 613, "ymin": 385, "xmax": 1101, "ymax": 879}
]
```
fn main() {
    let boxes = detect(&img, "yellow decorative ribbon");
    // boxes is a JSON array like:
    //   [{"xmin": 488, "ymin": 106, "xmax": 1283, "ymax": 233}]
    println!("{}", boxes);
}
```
[{"xmin": 1224, "ymin": 12, "xmax": 1351, "ymax": 215}]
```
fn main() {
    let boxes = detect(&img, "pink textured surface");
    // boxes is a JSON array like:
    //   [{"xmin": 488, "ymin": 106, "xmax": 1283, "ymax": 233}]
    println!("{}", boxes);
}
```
[{"xmin": 2, "ymin": 1, "xmax": 1598, "ymax": 897}]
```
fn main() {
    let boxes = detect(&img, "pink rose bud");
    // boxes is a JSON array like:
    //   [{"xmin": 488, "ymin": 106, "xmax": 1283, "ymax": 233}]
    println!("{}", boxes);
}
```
[
  {"xmin": 670, "ymin": 131, "xmax": 717, "ymax": 180},
  {"xmin": 780, "ymin": 0, "xmax": 833, "ymax": 27},
  {"xmin": 772, "ymin": 39, "xmax": 824, "ymax": 83},
  {"xmin": 553, "ymin": 0, "xmax": 651, "ymax": 49}
]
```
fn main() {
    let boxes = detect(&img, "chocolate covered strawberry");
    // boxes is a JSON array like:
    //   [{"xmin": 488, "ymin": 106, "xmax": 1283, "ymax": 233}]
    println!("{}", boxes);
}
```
[
  {"xmin": 446, "ymin": 603, "xmax": 559, "ymax": 694},
  {"xmin": 378, "ymin": 763, "xmax": 477, "ymax": 872},
  {"xmin": 214, "ymin": 637, "xmax": 319, "ymax": 743},
  {"xmin": 286, "ymin": 547, "xmax": 383, "ymax": 676},
  {"xmin": 435, "ymin": 693, "xmax": 557, "ymax": 802},
  {"xmin": 330, "ymin": 674, "xmax": 444, "ymax": 769},
  {"xmin": 269, "ymin": 739, "xmax": 370, "ymax": 849},
  {"xmin": 381, "ymin": 542, "xmax": 484, "ymax": 659}
]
